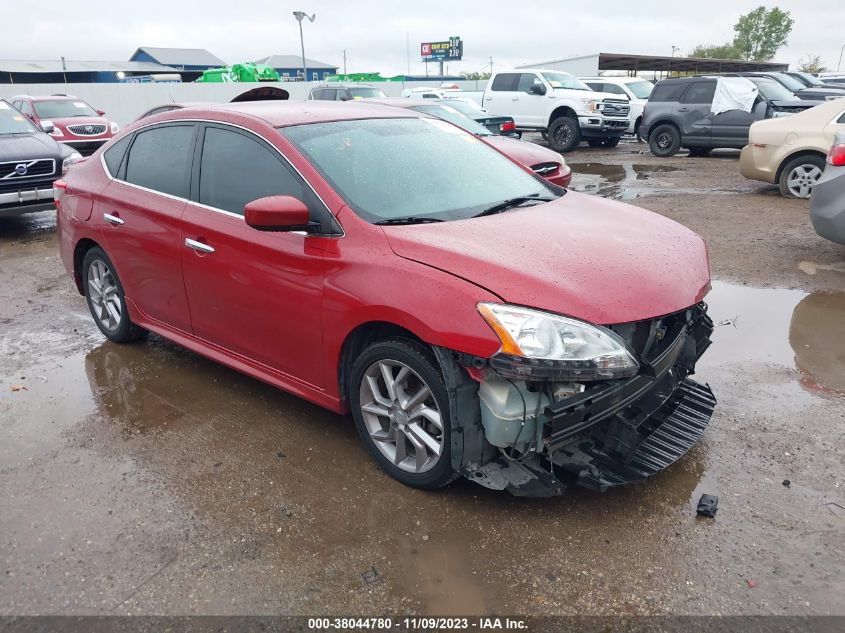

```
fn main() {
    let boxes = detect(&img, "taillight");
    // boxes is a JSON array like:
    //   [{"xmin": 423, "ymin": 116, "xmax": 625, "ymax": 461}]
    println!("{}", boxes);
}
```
[
  {"xmin": 499, "ymin": 120, "xmax": 516, "ymax": 133},
  {"xmin": 53, "ymin": 179, "xmax": 67, "ymax": 208},
  {"xmin": 828, "ymin": 143, "xmax": 845, "ymax": 166}
]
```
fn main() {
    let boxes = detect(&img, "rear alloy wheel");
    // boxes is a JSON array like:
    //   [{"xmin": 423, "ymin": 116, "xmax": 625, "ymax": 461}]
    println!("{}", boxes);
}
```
[
  {"xmin": 82, "ymin": 247, "xmax": 145, "ymax": 343},
  {"xmin": 649, "ymin": 123, "xmax": 681, "ymax": 157},
  {"xmin": 779, "ymin": 155, "xmax": 826, "ymax": 198},
  {"xmin": 350, "ymin": 339, "xmax": 457, "ymax": 489},
  {"xmin": 548, "ymin": 116, "xmax": 582, "ymax": 153}
]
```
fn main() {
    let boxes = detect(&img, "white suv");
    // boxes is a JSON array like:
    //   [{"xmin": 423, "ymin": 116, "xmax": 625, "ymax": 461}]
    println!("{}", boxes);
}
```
[{"xmin": 581, "ymin": 77, "xmax": 654, "ymax": 140}]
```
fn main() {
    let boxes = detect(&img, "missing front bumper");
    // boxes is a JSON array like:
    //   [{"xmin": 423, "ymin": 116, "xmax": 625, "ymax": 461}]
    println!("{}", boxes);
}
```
[{"xmin": 461, "ymin": 304, "xmax": 716, "ymax": 497}]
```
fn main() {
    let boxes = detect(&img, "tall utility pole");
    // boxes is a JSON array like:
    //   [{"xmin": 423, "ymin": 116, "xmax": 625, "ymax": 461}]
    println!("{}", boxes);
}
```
[
  {"xmin": 839, "ymin": 43, "xmax": 845, "ymax": 71},
  {"xmin": 293, "ymin": 11, "xmax": 315, "ymax": 81},
  {"xmin": 406, "ymin": 32, "xmax": 410, "ymax": 75},
  {"xmin": 489, "ymin": 56, "xmax": 493, "ymax": 75},
  {"xmin": 671, "ymin": 45, "xmax": 679, "ymax": 57},
  {"xmin": 342, "ymin": 49, "xmax": 347, "ymax": 75}
]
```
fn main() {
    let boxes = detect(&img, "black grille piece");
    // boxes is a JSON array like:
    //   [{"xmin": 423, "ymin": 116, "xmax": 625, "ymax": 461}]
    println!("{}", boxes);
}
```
[
  {"xmin": 0, "ymin": 159, "xmax": 56, "ymax": 179},
  {"xmin": 0, "ymin": 177, "xmax": 56, "ymax": 195}
]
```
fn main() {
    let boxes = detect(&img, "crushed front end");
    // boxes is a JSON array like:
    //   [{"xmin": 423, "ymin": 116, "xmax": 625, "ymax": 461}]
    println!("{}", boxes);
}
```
[{"xmin": 448, "ymin": 303, "xmax": 715, "ymax": 497}]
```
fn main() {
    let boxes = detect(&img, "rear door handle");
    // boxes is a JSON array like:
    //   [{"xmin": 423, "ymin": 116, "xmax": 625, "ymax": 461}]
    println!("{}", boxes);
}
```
[
  {"xmin": 185, "ymin": 238, "xmax": 214, "ymax": 254},
  {"xmin": 103, "ymin": 212, "xmax": 124, "ymax": 226},
  {"xmin": 678, "ymin": 107, "xmax": 690, "ymax": 112}
]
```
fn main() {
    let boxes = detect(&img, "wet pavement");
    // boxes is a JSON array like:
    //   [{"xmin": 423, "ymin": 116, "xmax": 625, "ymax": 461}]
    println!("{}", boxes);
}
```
[{"xmin": 1, "ymin": 144, "xmax": 844, "ymax": 616}]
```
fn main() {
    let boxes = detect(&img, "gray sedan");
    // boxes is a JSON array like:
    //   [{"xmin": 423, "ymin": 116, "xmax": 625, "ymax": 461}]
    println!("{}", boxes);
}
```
[{"xmin": 810, "ymin": 131, "xmax": 845, "ymax": 245}]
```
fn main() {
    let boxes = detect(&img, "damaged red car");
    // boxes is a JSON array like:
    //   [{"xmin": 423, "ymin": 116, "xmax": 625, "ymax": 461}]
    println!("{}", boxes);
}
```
[{"xmin": 56, "ymin": 102, "xmax": 715, "ymax": 496}]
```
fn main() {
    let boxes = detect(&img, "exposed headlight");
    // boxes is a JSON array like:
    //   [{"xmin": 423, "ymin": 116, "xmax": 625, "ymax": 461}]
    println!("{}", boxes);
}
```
[
  {"xmin": 62, "ymin": 151, "xmax": 83, "ymax": 175},
  {"xmin": 110, "ymin": 121, "xmax": 120, "ymax": 134},
  {"xmin": 478, "ymin": 302, "xmax": 639, "ymax": 381},
  {"xmin": 48, "ymin": 125, "xmax": 64, "ymax": 137},
  {"xmin": 580, "ymin": 98, "xmax": 600, "ymax": 112}
]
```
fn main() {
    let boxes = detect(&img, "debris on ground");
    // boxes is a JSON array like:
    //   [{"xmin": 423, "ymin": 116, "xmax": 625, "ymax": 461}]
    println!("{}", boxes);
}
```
[
  {"xmin": 746, "ymin": 579, "xmax": 759, "ymax": 588},
  {"xmin": 11, "ymin": 385, "xmax": 27, "ymax": 392},
  {"xmin": 697, "ymin": 494, "xmax": 719, "ymax": 517},
  {"xmin": 783, "ymin": 479, "xmax": 791, "ymax": 487},
  {"xmin": 361, "ymin": 566, "xmax": 383, "ymax": 587}
]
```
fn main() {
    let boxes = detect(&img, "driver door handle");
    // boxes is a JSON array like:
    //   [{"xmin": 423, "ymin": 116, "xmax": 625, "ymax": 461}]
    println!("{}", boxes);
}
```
[
  {"xmin": 678, "ymin": 107, "xmax": 690, "ymax": 112},
  {"xmin": 185, "ymin": 238, "xmax": 214, "ymax": 254},
  {"xmin": 103, "ymin": 213, "xmax": 124, "ymax": 226}
]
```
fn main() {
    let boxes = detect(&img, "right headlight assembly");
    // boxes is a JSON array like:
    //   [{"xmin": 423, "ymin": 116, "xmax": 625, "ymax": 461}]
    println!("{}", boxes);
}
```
[{"xmin": 477, "ymin": 302, "xmax": 639, "ymax": 381}]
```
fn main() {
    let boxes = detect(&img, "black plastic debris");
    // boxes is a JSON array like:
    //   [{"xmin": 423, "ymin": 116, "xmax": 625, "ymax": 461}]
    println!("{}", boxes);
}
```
[
  {"xmin": 697, "ymin": 494, "xmax": 719, "ymax": 517},
  {"xmin": 782, "ymin": 479, "xmax": 791, "ymax": 487},
  {"xmin": 361, "ymin": 566, "xmax": 382, "ymax": 587}
]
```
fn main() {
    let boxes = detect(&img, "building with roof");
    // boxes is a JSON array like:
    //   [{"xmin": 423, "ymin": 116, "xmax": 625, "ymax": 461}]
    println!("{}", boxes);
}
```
[
  {"xmin": 253, "ymin": 55, "xmax": 338, "ymax": 81},
  {"xmin": 516, "ymin": 52, "xmax": 789, "ymax": 78},
  {"xmin": 129, "ymin": 47, "xmax": 227, "ymax": 80},
  {"xmin": 0, "ymin": 59, "xmax": 177, "ymax": 84}
]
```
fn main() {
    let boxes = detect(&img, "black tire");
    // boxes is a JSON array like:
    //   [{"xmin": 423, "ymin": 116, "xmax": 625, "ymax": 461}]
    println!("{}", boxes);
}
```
[
  {"xmin": 82, "ymin": 246, "xmax": 145, "ymax": 343},
  {"xmin": 349, "ymin": 338, "xmax": 458, "ymax": 490},
  {"xmin": 687, "ymin": 148, "xmax": 712, "ymax": 157},
  {"xmin": 587, "ymin": 139, "xmax": 603, "ymax": 148},
  {"xmin": 540, "ymin": 131, "xmax": 549, "ymax": 142},
  {"xmin": 635, "ymin": 118, "xmax": 644, "ymax": 143},
  {"xmin": 547, "ymin": 116, "xmax": 582, "ymax": 153},
  {"xmin": 649, "ymin": 123, "xmax": 682, "ymax": 157},
  {"xmin": 602, "ymin": 136, "xmax": 621, "ymax": 148},
  {"xmin": 778, "ymin": 154, "xmax": 826, "ymax": 199}
]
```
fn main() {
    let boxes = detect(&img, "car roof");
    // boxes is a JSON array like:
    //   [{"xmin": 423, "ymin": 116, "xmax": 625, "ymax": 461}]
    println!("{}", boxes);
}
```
[
  {"xmin": 157, "ymin": 100, "xmax": 423, "ymax": 127},
  {"xmin": 581, "ymin": 76, "xmax": 649, "ymax": 83},
  {"xmin": 312, "ymin": 83, "xmax": 376, "ymax": 89}
]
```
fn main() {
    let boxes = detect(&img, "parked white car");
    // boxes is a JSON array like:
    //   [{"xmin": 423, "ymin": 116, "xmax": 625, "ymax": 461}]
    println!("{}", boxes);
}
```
[
  {"xmin": 581, "ymin": 77, "xmax": 654, "ymax": 139},
  {"xmin": 482, "ymin": 69, "xmax": 630, "ymax": 152}
]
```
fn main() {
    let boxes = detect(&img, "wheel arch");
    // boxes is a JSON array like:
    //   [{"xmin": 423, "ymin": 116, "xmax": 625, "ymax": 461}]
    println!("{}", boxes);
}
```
[
  {"xmin": 775, "ymin": 149, "xmax": 827, "ymax": 184},
  {"xmin": 645, "ymin": 118, "xmax": 680, "ymax": 141},
  {"xmin": 72, "ymin": 237, "xmax": 102, "ymax": 295},
  {"xmin": 337, "ymin": 320, "xmax": 430, "ymax": 409},
  {"xmin": 547, "ymin": 105, "xmax": 578, "ymax": 128}
]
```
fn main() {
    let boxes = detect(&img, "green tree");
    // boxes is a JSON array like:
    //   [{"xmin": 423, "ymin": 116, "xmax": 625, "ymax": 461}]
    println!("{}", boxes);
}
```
[
  {"xmin": 797, "ymin": 54, "xmax": 827, "ymax": 73},
  {"xmin": 732, "ymin": 6, "xmax": 794, "ymax": 60},
  {"xmin": 461, "ymin": 71, "xmax": 491, "ymax": 80},
  {"xmin": 689, "ymin": 43, "xmax": 742, "ymax": 59}
]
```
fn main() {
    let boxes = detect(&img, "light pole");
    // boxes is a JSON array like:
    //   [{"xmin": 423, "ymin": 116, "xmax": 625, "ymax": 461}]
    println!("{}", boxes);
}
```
[
  {"xmin": 838, "ymin": 44, "xmax": 845, "ymax": 71},
  {"xmin": 292, "ymin": 11, "xmax": 315, "ymax": 81},
  {"xmin": 671, "ymin": 45, "xmax": 679, "ymax": 57}
]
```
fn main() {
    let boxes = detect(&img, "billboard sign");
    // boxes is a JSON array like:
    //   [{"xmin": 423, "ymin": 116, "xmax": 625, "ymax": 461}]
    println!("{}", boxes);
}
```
[{"xmin": 421, "ymin": 37, "xmax": 463, "ymax": 61}]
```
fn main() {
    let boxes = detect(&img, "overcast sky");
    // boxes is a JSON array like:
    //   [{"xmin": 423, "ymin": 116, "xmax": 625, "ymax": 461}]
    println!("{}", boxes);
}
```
[{"xmin": 1, "ymin": 1, "xmax": 842, "ymax": 75}]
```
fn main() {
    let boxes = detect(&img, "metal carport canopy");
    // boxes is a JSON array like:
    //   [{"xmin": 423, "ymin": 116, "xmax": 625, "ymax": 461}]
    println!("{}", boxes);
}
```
[{"xmin": 598, "ymin": 53, "xmax": 788, "ymax": 74}]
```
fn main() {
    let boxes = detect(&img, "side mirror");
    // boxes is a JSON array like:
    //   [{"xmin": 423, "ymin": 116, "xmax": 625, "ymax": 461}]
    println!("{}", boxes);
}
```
[
  {"xmin": 96, "ymin": 109, "xmax": 106, "ymax": 116},
  {"xmin": 245, "ymin": 195, "xmax": 312, "ymax": 232},
  {"xmin": 39, "ymin": 120, "xmax": 55, "ymax": 134},
  {"xmin": 529, "ymin": 83, "xmax": 547, "ymax": 96}
]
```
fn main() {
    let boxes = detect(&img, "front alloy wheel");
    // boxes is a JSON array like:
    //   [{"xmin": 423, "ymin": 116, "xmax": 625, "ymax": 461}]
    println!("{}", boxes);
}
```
[
  {"xmin": 350, "ymin": 339, "xmax": 457, "ymax": 489},
  {"xmin": 359, "ymin": 359, "xmax": 443, "ymax": 473}
]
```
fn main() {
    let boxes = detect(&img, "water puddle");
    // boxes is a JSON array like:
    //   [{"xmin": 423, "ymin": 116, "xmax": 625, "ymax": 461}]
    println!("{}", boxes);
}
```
[
  {"xmin": 701, "ymin": 280, "xmax": 845, "ymax": 395},
  {"xmin": 568, "ymin": 162, "xmax": 682, "ymax": 200}
]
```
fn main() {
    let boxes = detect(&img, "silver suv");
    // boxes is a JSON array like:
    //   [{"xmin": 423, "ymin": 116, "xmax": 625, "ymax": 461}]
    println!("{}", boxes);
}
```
[{"xmin": 308, "ymin": 84, "xmax": 387, "ymax": 101}]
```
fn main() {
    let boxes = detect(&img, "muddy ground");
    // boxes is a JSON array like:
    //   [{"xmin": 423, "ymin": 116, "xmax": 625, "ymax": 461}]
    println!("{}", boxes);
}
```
[{"xmin": 0, "ymin": 140, "xmax": 843, "ymax": 616}]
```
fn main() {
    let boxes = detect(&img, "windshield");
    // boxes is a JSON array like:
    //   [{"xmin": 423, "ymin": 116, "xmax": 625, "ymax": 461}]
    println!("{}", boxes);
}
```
[
  {"xmin": 626, "ymin": 80, "xmax": 654, "ymax": 99},
  {"xmin": 541, "ymin": 71, "xmax": 591, "ymax": 91},
  {"xmin": 34, "ymin": 99, "xmax": 98, "ymax": 118},
  {"xmin": 348, "ymin": 87, "xmax": 387, "ymax": 99},
  {"xmin": 409, "ymin": 104, "xmax": 492, "ymax": 136},
  {"xmin": 0, "ymin": 101, "xmax": 38, "ymax": 134},
  {"xmin": 768, "ymin": 73, "xmax": 805, "ymax": 92},
  {"xmin": 440, "ymin": 99, "xmax": 484, "ymax": 116},
  {"xmin": 749, "ymin": 77, "xmax": 795, "ymax": 101},
  {"xmin": 281, "ymin": 118, "xmax": 555, "ymax": 223},
  {"xmin": 790, "ymin": 72, "xmax": 822, "ymax": 87}
]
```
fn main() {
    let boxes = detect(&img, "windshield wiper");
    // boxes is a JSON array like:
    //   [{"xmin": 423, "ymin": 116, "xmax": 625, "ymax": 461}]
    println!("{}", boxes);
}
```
[
  {"xmin": 474, "ymin": 195, "xmax": 556, "ymax": 218},
  {"xmin": 375, "ymin": 216, "xmax": 445, "ymax": 226}
]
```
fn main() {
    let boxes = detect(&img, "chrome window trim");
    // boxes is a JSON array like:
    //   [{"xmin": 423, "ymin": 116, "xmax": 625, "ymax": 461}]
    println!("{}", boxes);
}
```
[{"xmin": 99, "ymin": 118, "xmax": 344, "ymax": 236}]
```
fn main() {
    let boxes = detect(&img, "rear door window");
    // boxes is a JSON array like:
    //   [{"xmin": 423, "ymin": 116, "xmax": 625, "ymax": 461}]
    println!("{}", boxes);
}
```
[
  {"xmin": 584, "ymin": 82, "xmax": 604, "ymax": 92},
  {"xmin": 650, "ymin": 83, "xmax": 689, "ymax": 102},
  {"xmin": 321, "ymin": 89, "xmax": 338, "ymax": 101},
  {"xmin": 490, "ymin": 73, "xmax": 519, "ymax": 92},
  {"xmin": 602, "ymin": 83, "xmax": 627, "ymax": 96},
  {"xmin": 838, "ymin": 112, "xmax": 845, "ymax": 124},
  {"xmin": 681, "ymin": 81, "xmax": 717, "ymax": 104},
  {"xmin": 103, "ymin": 134, "xmax": 133, "ymax": 177},
  {"xmin": 124, "ymin": 124, "xmax": 195, "ymax": 198},
  {"xmin": 310, "ymin": 89, "xmax": 324, "ymax": 100}
]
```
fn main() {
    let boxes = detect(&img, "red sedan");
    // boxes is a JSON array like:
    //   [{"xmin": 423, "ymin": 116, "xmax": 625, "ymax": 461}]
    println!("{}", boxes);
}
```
[
  {"xmin": 11, "ymin": 94, "xmax": 118, "ymax": 156},
  {"xmin": 56, "ymin": 102, "xmax": 715, "ymax": 496}
]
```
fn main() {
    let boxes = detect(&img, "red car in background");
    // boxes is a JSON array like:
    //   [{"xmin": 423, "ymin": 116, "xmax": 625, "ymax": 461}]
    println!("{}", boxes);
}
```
[
  {"xmin": 369, "ymin": 99, "xmax": 572, "ymax": 188},
  {"xmin": 11, "ymin": 95, "xmax": 118, "ymax": 156},
  {"xmin": 56, "ymin": 102, "xmax": 714, "ymax": 497}
]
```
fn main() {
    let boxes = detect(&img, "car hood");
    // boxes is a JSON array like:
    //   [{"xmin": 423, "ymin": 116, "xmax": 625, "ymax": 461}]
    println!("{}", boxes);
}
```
[
  {"xmin": 49, "ymin": 116, "xmax": 109, "ymax": 127},
  {"xmin": 382, "ymin": 191, "xmax": 710, "ymax": 325},
  {"xmin": 484, "ymin": 135, "xmax": 562, "ymax": 167},
  {"xmin": 0, "ymin": 132, "xmax": 62, "ymax": 161}
]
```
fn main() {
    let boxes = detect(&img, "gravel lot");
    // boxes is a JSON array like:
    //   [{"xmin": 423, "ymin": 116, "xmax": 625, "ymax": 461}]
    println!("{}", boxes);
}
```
[{"xmin": 1, "ymin": 140, "xmax": 843, "ymax": 616}]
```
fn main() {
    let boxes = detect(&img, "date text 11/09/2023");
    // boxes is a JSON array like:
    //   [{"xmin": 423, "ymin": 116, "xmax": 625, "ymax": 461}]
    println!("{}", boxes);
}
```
[{"xmin": 307, "ymin": 617, "xmax": 529, "ymax": 630}]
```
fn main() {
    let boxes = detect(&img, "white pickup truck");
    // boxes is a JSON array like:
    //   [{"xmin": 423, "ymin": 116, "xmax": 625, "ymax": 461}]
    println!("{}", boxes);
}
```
[{"xmin": 482, "ymin": 69, "xmax": 631, "ymax": 152}]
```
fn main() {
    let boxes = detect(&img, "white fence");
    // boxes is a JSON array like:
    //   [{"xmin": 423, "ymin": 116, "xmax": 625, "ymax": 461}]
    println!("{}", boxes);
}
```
[{"xmin": 0, "ymin": 80, "xmax": 489, "ymax": 127}]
